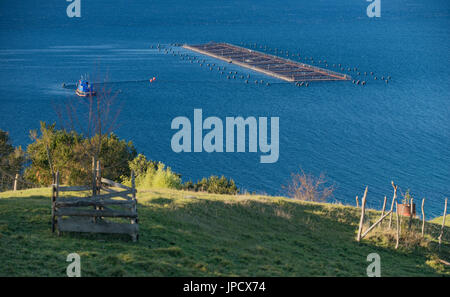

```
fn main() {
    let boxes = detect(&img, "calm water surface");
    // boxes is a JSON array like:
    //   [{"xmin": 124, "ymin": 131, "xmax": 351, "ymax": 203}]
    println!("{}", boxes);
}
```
[{"xmin": 0, "ymin": 0, "xmax": 448, "ymax": 217}]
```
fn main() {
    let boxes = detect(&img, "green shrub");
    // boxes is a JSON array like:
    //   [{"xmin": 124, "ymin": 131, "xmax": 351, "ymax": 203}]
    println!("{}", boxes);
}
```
[
  {"xmin": 24, "ymin": 122, "xmax": 136, "ymax": 186},
  {"xmin": 402, "ymin": 189, "xmax": 414, "ymax": 205},
  {"xmin": 0, "ymin": 129, "xmax": 25, "ymax": 190},
  {"xmin": 122, "ymin": 155, "xmax": 181, "ymax": 190},
  {"xmin": 135, "ymin": 162, "xmax": 181, "ymax": 189},
  {"xmin": 182, "ymin": 175, "xmax": 239, "ymax": 195}
]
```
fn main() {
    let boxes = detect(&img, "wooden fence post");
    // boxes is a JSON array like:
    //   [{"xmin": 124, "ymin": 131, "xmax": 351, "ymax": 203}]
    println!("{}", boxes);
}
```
[
  {"xmin": 357, "ymin": 186, "xmax": 368, "ymax": 242},
  {"xmin": 92, "ymin": 157, "xmax": 97, "ymax": 196},
  {"xmin": 361, "ymin": 210, "xmax": 392, "ymax": 239},
  {"xmin": 438, "ymin": 198, "xmax": 448, "ymax": 250},
  {"xmin": 96, "ymin": 160, "xmax": 104, "ymax": 219},
  {"xmin": 131, "ymin": 171, "xmax": 136, "ymax": 201},
  {"xmin": 389, "ymin": 181, "xmax": 398, "ymax": 229},
  {"xmin": 55, "ymin": 171, "xmax": 60, "ymax": 235},
  {"xmin": 421, "ymin": 198, "xmax": 425, "ymax": 237},
  {"xmin": 52, "ymin": 171, "xmax": 59, "ymax": 234},
  {"xmin": 408, "ymin": 198, "xmax": 414, "ymax": 231},
  {"xmin": 13, "ymin": 173, "xmax": 19, "ymax": 191},
  {"xmin": 92, "ymin": 157, "xmax": 97, "ymax": 223},
  {"xmin": 356, "ymin": 195, "xmax": 359, "ymax": 208},
  {"xmin": 96, "ymin": 160, "xmax": 101, "ymax": 194},
  {"xmin": 395, "ymin": 201, "xmax": 400, "ymax": 249},
  {"xmin": 380, "ymin": 196, "xmax": 387, "ymax": 228},
  {"xmin": 51, "ymin": 173, "xmax": 56, "ymax": 233},
  {"xmin": 131, "ymin": 170, "xmax": 138, "ymax": 242}
]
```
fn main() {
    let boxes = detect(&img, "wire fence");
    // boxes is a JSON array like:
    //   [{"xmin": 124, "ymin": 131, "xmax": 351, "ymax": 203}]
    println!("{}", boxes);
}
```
[{"xmin": 0, "ymin": 167, "xmax": 42, "ymax": 192}]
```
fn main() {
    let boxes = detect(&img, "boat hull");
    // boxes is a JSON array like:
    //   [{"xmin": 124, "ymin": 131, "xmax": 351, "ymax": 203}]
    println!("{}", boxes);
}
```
[{"xmin": 76, "ymin": 89, "xmax": 97, "ymax": 97}]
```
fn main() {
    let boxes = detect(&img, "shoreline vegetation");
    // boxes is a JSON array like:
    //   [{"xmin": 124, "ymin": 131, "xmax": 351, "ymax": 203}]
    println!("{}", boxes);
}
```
[
  {"xmin": 0, "ymin": 123, "xmax": 240, "ymax": 196},
  {"xmin": 1, "ymin": 123, "xmax": 448, "ymax": 276},
  {"xmin": 0, "ymin": 123, "xmax": 446, "ymax": 219}
]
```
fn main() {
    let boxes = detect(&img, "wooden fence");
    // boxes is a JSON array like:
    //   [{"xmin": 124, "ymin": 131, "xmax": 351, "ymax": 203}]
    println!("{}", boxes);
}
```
[
  {"xmin": 0, "ymin": 167, "xmax": 40, "ymax": 192},
  {"xmin": 356, "ymin": 181, "xmax": 448, "ymax": 252},
  {"xmin": 51, "ymin": 159, "xmax": 138, "ymax": 241}
]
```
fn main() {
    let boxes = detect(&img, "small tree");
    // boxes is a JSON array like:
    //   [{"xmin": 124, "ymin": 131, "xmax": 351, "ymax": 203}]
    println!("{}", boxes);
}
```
[
  {"xmin": 401, "ymin": 189, "xmax": 414, "ymax": 205},
  {"xmin": 121, "ymin": 154, "xmax": 181, "ymax": 190},
  {"xmin": 183, "ymin": 175, "xmax": 239, "ymax": 194},
  {"xmin": 0, "ymin": 129, "xmax": 25, "ymax": 190},
  {"xmin": 127, "ymin": 154, "xmax": 158, "ymax": 178},
  {"xmin": 0, "ymin": 130, "xmax": 25, "ymax": 173},
  {"xmin": 55, "ymin": 72, "xmax": 123, "ymax": 170},
  {"xmin": 25, "ymin": 124, "xmax": 136, "ymax": 186},
  {"xmin": 286, "ymin": 168, "xmax": 334, "ymax": 202}
]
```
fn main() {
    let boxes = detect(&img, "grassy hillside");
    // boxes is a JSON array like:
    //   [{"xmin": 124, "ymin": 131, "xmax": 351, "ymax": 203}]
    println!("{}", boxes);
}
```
[
  {"xmin": 0, "ymin": 188, "xmax": 448, "ymax": 276},
  {"xmin": 431, "ymin": 216, "xmax": 450, "ymax": 227}
]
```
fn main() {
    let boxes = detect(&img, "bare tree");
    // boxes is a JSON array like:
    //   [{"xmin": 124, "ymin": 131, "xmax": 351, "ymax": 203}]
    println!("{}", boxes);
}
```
[
  {"xmin": 285, "ymin": 168, "xmax": 334, "ymax": 202},
  {"xmin": 29, "ymin": 122, "xmax": 56, "ymax": 176},
  {"xmin": 55, "ymin": 70, "xmax": 123, "ymax": 163}
]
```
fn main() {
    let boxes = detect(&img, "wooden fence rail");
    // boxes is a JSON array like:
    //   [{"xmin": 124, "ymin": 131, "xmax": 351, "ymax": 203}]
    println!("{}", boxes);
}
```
[
  {"xmin": 0, "ymin": 167, "xmax": 41, "ymax": 192},
  {"xmin": 51, "ymin": 158, "xmax": 139, "ymax": 241}
]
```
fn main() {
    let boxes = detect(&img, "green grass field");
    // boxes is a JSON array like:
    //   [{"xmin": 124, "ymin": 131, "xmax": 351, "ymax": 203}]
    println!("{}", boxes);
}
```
[
  {"xmin": 431, "ymin": 216, "xmax": 450, "ymax": 227},
  {"xmin": 0, "ymin": 188, "xmax": 448, "ymax": 276}
]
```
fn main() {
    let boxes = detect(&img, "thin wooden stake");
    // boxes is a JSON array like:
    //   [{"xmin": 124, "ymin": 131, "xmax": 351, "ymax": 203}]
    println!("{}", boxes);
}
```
[
  {"xmin": 53, "ymin": 171, "xmax": 60, "ymax": 235},
  {"xmin": 92, "ymin": 157, "xmax": 97, "ymax": 223},
  {"xmin": 395, "ymin": 201, "xmax": 400, "ymax": 249},
  {"xmin": 408, "ymin": 198, "xmax": 414, "ymax": 231},
  {"xmin": 130, "ymin": 170, "xmax": 138, "ymax": 242},
  {"xmin": 92, "ymin": 157, "xmax": 97, "ymax": 196},
  {"xmin": 421, "ymin": 198, "xmax": 425, "ymax": 237},
  {"xmin": 13, "ymin": 173, "xmax": 19, "ymax": 191},
  {"xmin": 357, "ymin": 186, "xmax": 368, "ymax": 242},
  {"xmin": 361, "ymin": 210, "xmax": 392, "ymax": 239},
  {"xmin": 96, "ymin": 160, "xmax": 101, "ymax": 194},
  {"xmin": 95, "ymin": 160, "xmax": 104, "ymax": 218},
  {"xmin": 389, "ymin": 181, "xmax": 398, "ymax": 229},
  {"xmin": 356, "ymin": 195, "xmax": 359, "ymax": 208},
  {"xmin": 51, "ymin": 172, "xmax": 57, "ymax": 233},
  {"xmin": 380, "ymin": 196, "xmax": 387, "ymax": 228},
  {"xmin": 438, "ymin": 198, "xmax": 448, "ymax": 250}
]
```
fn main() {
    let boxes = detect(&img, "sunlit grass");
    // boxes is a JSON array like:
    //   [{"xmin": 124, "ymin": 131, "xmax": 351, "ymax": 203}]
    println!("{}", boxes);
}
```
[{"xmin": 0, "ymin": 188, "xmax": 448, "ymax": 276}]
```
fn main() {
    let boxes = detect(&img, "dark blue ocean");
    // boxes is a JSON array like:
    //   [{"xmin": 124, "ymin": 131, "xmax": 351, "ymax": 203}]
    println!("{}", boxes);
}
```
[{"xmin": 0, "ymin": 1, "xmax": 448, "ymax": 217}]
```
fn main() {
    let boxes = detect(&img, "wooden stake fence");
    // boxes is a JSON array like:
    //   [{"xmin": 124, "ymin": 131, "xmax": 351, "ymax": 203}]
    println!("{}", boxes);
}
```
[
  {"xmin": 354, "ymin": 182, "xmax": 447, "ymax": 250},
  {"xmin": 0, "ymin": 167, "xmax": 40, "ymax": 192},
  {"xmin": 361, "ymin": 210, "xmax": 392, "ymax": 239},
  {"xmin": 356, "ymin": 189, "xmax": 393, "ymax": 241},
  {"xmin": 51, "ymin": 160, "xmax": 139, "ymax": 241}
]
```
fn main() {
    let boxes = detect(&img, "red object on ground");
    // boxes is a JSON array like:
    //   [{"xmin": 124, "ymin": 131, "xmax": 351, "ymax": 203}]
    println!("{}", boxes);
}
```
[{"xmin": 397, "ymin": 203, "xmax": 416, "ymax": 217}]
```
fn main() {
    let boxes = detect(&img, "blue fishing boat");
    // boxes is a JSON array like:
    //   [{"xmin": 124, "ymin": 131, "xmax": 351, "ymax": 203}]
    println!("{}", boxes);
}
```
[{"xmin": 76, "ymin": 78, "xmax": 96, "ymax": 97}]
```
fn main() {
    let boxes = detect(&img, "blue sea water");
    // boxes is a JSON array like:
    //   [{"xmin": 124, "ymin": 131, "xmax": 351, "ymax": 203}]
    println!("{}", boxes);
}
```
[{"xmin": 0, "ymin": 0, "xmax": 448, "ymax": 217}]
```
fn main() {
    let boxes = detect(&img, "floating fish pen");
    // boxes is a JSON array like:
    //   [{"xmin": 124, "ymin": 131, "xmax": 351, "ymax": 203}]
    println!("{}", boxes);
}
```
[{"xmin": 183, "ymin": 42, "xmax": 351, "ymax": 82}]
